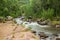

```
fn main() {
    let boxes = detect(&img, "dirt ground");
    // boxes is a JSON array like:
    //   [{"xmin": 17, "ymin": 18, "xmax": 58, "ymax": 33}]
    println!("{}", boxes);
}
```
[{"xmin": 0, "ymin": 21, "xmax": 39, "ymax": 40}]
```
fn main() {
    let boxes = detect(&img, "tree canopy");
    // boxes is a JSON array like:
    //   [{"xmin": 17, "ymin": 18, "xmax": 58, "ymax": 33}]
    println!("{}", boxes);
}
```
[{"xmin": 0, "ymin": 0, "xmax": 60, "ymax": 19}]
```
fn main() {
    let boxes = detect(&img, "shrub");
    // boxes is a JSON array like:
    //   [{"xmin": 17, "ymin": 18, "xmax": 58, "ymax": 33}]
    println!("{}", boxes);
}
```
[{"xmin": 41, "ymin": 8, "xmax": 54, "ymax": 19}]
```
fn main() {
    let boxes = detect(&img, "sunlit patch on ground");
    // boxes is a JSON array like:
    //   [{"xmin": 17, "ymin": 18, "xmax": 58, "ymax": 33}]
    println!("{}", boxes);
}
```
[{"xmin": 0, "ymin": 21, "xmax": 39, "ymax": 40}]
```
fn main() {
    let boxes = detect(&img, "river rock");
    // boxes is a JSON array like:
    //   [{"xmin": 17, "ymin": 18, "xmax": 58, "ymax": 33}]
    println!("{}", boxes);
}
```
[
  {"xmin": 37, "ymin": 19, "xmax": 51, "ymax": 25},
  {"xmin": 31, "ymin": 31, "xmax": 36, "ymax": 35},
  {"xmin": 56, "ymin": 38, "xmax": 60, "ymax": 40},
  {"xmin": 28, "ymin": 16, "xmax": 32, "ymax": 19},
  {"xmin": 39, "ymin": 20, "xmax": 48, "ymax": 25},
  {"xmin": 52, "ymin": 34, "xmax": 58, "ymax": 37},
  {"xmin": 55, "ymin": 24, "xmax": 60, "ymax": 28},
  {"xmin": 38, "ymin": 32, "xmax": 48, "ymax": 39},
  {"xmin": 6, "ymin": 16, "xmax": 13, "ymax": 21}
]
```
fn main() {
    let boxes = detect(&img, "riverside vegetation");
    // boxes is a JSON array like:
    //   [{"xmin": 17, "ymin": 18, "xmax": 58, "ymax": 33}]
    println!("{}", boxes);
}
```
[{"xmin": 0, "ymin": 0, "xmax": 60, "ymax": 40}]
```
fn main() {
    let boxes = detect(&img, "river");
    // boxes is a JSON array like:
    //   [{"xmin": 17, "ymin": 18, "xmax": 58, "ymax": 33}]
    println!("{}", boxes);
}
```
[{"xmin": 14, "ymin": 18, "xmax": 60, "ymax": 40}]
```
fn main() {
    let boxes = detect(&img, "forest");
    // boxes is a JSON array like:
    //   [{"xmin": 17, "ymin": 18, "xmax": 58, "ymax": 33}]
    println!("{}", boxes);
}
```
[{"xmin": 0, "ymin": 0, "xmax": 60, "ymax": 20}]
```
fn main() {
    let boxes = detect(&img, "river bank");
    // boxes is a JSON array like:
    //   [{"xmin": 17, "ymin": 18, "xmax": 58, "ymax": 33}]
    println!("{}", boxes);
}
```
[
  {"xmin": 0, "ymin": 16, "xmax": 60, "ymax": 40},
  {"xmin": 0, "ymin": 21, "xmax": 39, "ymax": 40}
]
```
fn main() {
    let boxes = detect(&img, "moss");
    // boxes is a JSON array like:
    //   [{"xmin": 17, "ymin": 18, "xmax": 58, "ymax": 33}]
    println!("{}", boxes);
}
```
[{"xmin": 52, "ymin": 21, "xmax": 60, "ymax": 25}]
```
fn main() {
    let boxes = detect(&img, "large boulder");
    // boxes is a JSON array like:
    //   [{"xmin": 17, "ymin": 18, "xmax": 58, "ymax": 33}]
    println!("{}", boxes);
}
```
[
  {"xmin": 40, "ymin": 21, "xmax": 47, "ymax": 25},
  {"xmin": 37, "ymin": 19, "xmax": 51, "ymax": 25},
  {"xmin": 37, "ymin": 20, "xmax": 48, "ymax": 25},
  {"xmin": 38, "ymin": 32, "xmax": 48, "ymax": 39}
]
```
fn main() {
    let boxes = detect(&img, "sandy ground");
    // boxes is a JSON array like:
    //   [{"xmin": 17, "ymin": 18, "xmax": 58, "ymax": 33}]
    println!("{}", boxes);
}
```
[{"xmin": 0, "ymin": 21, "xmax": 39, "ymax": 40}]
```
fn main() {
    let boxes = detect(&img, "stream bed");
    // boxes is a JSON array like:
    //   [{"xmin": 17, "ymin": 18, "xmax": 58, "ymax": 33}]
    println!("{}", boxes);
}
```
[{"xmin": 14, "ymin": 18, "xmax": 60, "ymax": 40}]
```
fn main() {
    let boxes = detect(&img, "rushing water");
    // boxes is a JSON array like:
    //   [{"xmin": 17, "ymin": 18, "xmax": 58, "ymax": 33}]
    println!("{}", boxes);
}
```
[{"xmin": 14, "ymin": 18, "xmax": 60, "ymax": 39}]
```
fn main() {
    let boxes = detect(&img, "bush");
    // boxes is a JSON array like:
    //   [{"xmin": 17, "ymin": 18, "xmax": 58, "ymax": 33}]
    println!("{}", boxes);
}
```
[{"xmin": 41, "ymin": 8, "xmax": 54, "ymax": 19}]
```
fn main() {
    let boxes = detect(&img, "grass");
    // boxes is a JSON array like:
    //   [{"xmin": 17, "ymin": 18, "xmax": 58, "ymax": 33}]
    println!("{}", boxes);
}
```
[{"xmin": 52, "ymin": 21, "xmax": 60, "ymax": 25}]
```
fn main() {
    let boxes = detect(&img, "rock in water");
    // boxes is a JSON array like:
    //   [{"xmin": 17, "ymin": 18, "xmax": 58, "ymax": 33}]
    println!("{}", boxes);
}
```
[
  {"xmin": 56, "ymin": 24, "xmax": 60, "ymax": 28},
  {"xmin": 7, "ymin": 16, "xmax": 13, "ymax": 21}
]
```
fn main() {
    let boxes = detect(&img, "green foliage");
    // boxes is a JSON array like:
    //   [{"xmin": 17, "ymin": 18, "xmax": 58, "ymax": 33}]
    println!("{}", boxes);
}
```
[
  {"xmin": 0, "ymin": 0, "xmax": 21, "ymax": 17},
  {"xmin": 52, "ymin": 21, "xmax": 60, "ymax": 25},
  {"xmin": 0, "ymin": 0, "xmax": 60, "ymax": 20},
  {"xmin": 41, "ymin": 8, "xmax": 54, "ymax": 19}
]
